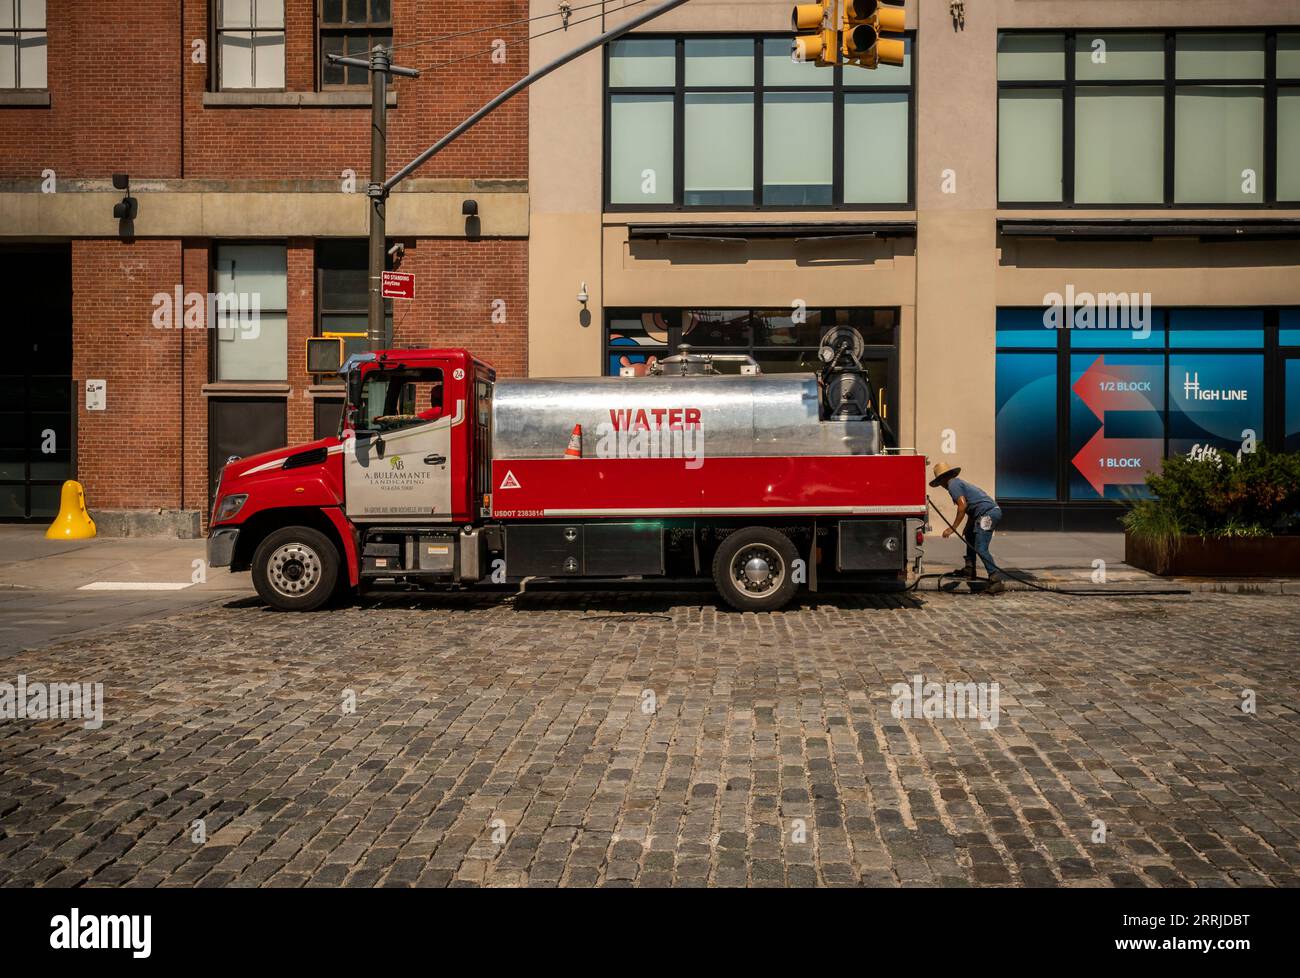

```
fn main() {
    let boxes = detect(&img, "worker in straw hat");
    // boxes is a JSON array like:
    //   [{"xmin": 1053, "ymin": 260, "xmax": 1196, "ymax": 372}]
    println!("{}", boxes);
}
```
[{"xmin": 929, "ymin": 462, "xmax": 1007, "ymax": 595}]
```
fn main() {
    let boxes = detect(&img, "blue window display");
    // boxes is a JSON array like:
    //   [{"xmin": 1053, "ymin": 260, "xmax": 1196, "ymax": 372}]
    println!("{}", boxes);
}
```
[
  {"xmin": 1168, "ymin": 309, "xmax": 1264, "ymax": 349},
  {"xmin": 1068, "ymin": 353, "xmax": 1164, "ymax": 500},
  {"xmin": 996, "ymin": 306, "xmax": 1288, "ymax": 503},
  {"xmin": 1168, "ymin": 354, "xmax": 1265, "ymax": 457},
  {"xmin": 1068, "ymin": 309, "xmax": 1165, "ymax": 349},
  {"xmin": 996, "ymin": 353, "xmax": 1057, "ymax": 499},
  {"xmin": 607, "ymin": 313, "xmax": 671, "ymax": 376},
  {"xmin": 996, "ymin": 308, "xmax": 1058, "ymax": 349},
  {"xmin": 1286, "ymin": 360, "xmax": 1300, "ymax": 453},
  {"xmin": 1281, "ymin": 310, "xmax": 1300, "ymax": 347}
]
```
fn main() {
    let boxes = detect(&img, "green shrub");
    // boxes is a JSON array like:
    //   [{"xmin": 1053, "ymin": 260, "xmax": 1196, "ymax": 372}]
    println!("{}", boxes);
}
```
[{"xmin": 1123, "ymin": 447, "xmax": 1300, "ymax": 548}]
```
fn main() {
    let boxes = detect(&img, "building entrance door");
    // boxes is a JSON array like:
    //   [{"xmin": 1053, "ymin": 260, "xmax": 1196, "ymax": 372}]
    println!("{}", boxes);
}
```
[{"xmin": 0, "ymin": 246, "xmax": 73, "ymax": 521}]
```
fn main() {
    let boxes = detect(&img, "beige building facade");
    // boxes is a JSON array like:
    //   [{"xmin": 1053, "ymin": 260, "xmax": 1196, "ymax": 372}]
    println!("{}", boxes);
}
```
[{"xmin": 529, "ymin": 0, "xmax": 1300, "ymax": 528}]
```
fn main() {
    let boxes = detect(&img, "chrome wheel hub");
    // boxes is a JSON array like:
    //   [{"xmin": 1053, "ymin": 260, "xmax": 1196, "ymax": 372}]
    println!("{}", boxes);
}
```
[
  {"xmin": 268, "ymin": 543, "xmax": 322, "ymax": 598},
  {"xmin": 733, "ymin": 544, "xmax": 784, "ymax": 594}
]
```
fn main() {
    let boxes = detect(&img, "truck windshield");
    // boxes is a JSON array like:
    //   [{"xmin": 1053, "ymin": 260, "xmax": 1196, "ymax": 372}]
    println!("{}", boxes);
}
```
[{"xmin": 356, "ymin": 368, "xmax": 445, "ymax": 433}]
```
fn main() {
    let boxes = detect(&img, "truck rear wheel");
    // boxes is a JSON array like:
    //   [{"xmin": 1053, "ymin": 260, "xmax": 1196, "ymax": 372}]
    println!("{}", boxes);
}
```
[
  {"xmin": 251, "ymin": 526, "xmax": 340, "ymax": 612},
  {"xmin": 712, "ymin": 527, "xmax": 799, "ymax": 612}
]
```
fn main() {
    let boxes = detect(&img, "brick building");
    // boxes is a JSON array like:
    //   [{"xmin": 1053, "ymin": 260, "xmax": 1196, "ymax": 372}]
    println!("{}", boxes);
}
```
[
  {"xmin": 6, "ymin": 0, "xmax": 1300, "ymax": 534},
  {"xmin": 0, "ymin": 0, "xmax": 528, "ymax": 530}
]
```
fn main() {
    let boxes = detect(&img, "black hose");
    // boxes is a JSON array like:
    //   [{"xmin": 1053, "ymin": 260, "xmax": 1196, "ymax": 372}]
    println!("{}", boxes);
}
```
[{"xmin": 920, "ymin": 495, "xmax": 1192, "ymax": 597}]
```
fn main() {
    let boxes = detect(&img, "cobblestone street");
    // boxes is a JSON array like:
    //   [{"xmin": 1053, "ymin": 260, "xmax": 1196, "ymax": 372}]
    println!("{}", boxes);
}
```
[{"xmin": 2, "ymin": 588, "xmax": 1298, "ymax": 888}]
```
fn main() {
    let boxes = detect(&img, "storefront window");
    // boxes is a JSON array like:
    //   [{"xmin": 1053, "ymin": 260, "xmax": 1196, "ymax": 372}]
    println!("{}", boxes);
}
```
[
  {"xmin": 997, "ymin": 307, "xmax": 1291, "ymax": 503},
  {"xmin": 1167, "ymin": 354, "xmax": 1264, "ymax": 457},
  {"xmin": 607, "ymin": 311, "xmax": 672, "ymax": 376},
  {"xmin": 1286, "ymin": 360, "xmax": 1300, "ymax": 452},
  {"xmin": 1068, "ymin": 353, "xmax": 1164, "ymax": 500},
  {"xmin": 996, "ymin": 353, "xmax": 1057, "ymax": 499},
  {"xmin": 1168, "ymin": 309, "xmax": 1264, "ymax": 348},
  {"xmin": 1281, "ymin": 310, "xmax": 1300, "ymax": 347},
  {"xmin": 605, "ymin": 308, "xmax": 899, "ymax": 418}
]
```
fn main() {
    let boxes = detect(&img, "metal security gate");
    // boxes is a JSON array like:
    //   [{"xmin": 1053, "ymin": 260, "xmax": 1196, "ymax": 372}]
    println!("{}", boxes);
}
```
[{"xmin": 0, "ymin": 246, "xmax": 73, "ymax": 521}]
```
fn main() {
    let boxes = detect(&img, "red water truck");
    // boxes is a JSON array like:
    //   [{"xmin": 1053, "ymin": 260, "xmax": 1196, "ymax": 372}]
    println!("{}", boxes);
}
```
[{"xmin": 207, "ymin": 327, "xmax": 928, "ymax": 612}]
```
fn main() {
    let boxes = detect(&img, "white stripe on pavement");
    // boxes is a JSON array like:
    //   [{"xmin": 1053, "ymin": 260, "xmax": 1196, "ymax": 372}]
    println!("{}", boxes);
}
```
[{"xmin": 77, "ymin": 582, "xmax": 194, "ymax": 591}]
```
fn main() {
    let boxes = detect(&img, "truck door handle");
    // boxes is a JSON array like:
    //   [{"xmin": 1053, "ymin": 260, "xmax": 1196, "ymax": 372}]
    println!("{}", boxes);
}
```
[{"xmin": 424, "ymin": 454, "xmax": 446, "ymax": 466}]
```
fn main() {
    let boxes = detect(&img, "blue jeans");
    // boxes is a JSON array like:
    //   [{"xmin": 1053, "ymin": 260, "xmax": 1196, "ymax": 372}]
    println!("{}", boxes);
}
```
[{"xmin": 963, "ymin": 506, "xmax": 1003, "ymax": 579}]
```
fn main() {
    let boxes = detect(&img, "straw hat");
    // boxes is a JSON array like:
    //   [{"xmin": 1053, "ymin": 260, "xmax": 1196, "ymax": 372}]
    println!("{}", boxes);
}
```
[{"xmin": 929, "ymin": 461, "xmax": 961, "ymax": 488}]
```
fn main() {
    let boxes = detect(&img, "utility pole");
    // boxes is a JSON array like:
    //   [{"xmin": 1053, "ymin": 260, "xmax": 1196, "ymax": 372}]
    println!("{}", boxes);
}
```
[
  {"xmin": 330, "ymin": 0, "xmax": 692, "ymax": 351},
  {"xmin": 326, "ymin": 47, "xmax": 420, "ymax": 351}
]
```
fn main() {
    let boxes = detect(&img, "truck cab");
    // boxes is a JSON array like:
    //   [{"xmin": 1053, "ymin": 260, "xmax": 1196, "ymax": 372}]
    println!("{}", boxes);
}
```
[{"xmin": 208, "ymin": 348, "xmax": 495, "ymax": 611}]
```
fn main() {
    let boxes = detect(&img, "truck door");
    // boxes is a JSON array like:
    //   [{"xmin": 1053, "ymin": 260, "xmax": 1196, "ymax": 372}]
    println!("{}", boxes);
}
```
[{"xmin": 344, "ymin": 365, "xmax": 457, "ymax": 521}]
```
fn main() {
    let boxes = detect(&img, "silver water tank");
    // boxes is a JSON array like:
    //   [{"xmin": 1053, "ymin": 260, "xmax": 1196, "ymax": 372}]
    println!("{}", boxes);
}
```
[{"xmin": 491, "ymin": 374, "xmax": 881, "ymax": 460}]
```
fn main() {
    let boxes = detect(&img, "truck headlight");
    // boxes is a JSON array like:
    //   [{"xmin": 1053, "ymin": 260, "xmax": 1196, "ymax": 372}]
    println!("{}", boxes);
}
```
[{"xmin": 213, "ymin": 494, "xmax": 248, "ymax": 523}]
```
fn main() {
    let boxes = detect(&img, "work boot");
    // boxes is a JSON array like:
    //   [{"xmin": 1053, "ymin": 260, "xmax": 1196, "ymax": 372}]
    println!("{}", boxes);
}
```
[
  {"xmin": 983, "ymin": 575, "xmax": 1007, "ymax": 595},
  {"xmin": 951, "ymin": 564, "xmax": 976, "ymax": 579}
]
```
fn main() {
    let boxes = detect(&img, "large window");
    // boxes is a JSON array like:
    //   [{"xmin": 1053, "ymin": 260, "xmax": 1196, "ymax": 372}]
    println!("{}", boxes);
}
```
[
  {"xmin": 995, "ymin": 308, "xmax": 1296, "ymax": 503},
  {"xmin": 0, "ymin": 0, "xmax": 46, "ymax": 89},
  {"xmin": 321, "ymin": 0, "xmax": 392, "ymax": 88},
  {"xmin": 998, "ymin": 30, "xmax": 1300, "ymax": 206},
  {"xmin": 606, "ymin": 308, "xmax": 900, "ymax": 424},
  {"xmin": 213, "ymin": 244, "xmax": 288, "ymax": 382},
  {"xmin": 606, "ymin": 35, "xmax": 913, "ymax": 210},
  {"xmin": 216, "ymin": 0, "xmax": 286, "ymax": 91}
]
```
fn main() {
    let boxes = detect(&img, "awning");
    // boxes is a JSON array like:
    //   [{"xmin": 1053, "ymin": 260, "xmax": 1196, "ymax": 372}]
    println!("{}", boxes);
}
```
[
  {"xmin": 626, "ymin": 221, "xmax": 917, "ymax": 243},
  {"xmin": 998, "ymin": 218, "xmax": 1300, "ymax": 242}
]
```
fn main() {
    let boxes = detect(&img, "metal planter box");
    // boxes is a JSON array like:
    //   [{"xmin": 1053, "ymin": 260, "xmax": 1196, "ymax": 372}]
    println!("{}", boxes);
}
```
[{"xmin": 1125, "ymin": 532, "xmax": 1300, "ymax": 577}]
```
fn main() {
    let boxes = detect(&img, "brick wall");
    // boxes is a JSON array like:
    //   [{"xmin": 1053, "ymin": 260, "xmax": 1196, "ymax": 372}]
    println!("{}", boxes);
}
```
[
  {"xmin": 0, "ymin": 1, "xmax": 182, "ymax": 180},
  {"xmin": 1, "ymin": 1, "xmax": 528, "ymax": 182},
  {"xmin": 390, "ymin": 238, "xmax": 529, "ymax": 378},
  {"xmin": 181, "ymin": 239, "xmax": 211, "ymax": 516},
  {"xmin": 72, "ymin": 239, "xmax": 185, "ymax": 510},
  {"xmin": 182, "ymin": 0, "xmax": 528, "ymax": 181}
]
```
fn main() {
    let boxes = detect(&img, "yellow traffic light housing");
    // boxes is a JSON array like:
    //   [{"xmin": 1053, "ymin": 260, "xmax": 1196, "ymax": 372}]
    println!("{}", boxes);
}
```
[
  {"xmin": 792, "ymin": 2, "xmax": 837, "ymax": 66},
  {"xmin": 842, "ymin": 0, "xmax": 906, "ymax": 69}
]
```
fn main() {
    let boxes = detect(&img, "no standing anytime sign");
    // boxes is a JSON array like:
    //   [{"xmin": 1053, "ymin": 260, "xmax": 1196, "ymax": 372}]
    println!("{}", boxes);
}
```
[{"xmin": 381, "ymin": 271, "xmax": 415, "ymax": 300}]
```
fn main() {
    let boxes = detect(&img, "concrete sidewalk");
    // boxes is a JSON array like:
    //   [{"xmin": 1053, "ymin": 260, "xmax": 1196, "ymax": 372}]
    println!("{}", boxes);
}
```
[
  {"xmin": 922, "ymin": 528, "xmax": 1299, "ymax": 594},
  {"xmin": 0, "ymin": 526, "xmax": 250, "ymax": 658}
]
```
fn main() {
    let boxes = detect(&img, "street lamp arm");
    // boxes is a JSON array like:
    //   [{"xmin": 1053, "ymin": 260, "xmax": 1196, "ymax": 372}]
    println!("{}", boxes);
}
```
[
  {"xmin": 328, "ymin": 52, "xmax": 421, "ymax": 77},
  {"xmin": 384, "ymin": 0, "xmax": 691, "ymax": 192}
]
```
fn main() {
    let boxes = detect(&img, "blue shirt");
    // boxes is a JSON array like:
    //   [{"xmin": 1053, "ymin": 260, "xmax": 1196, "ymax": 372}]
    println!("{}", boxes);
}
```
[{"xmin": 947, "ymin": 477, "xmax": 997, "ymax": 519}]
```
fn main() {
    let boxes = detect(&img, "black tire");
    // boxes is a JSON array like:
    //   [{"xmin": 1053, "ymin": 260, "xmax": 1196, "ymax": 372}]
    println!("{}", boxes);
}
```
[
  {"xmin": 711, "ymin": 526, "xmax": 800, "ymax": 612},
  {"xmin": 251, "ymin": 526, "xmax": 340, "ymax": 612}
]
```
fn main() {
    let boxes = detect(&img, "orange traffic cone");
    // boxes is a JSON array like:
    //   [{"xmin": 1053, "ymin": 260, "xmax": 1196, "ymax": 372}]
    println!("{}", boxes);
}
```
[{"xmin": 564, "ymin": 424, "xmax": 582, "ymax": 459}]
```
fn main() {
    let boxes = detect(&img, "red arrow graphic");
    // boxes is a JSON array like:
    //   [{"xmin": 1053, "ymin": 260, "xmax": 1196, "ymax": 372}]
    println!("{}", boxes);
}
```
[
  {"xmin": 1072, "ymin": 355, "xmax": 1159, "ymax": 422},
  {"xmin": 1072, "ymin": 427, "xmax": 1163, "ymax": 496}
]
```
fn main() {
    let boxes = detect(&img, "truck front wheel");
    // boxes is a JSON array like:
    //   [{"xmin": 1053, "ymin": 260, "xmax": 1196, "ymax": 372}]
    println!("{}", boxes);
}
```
[
  {"xmin": 251, "ymin": 526, "xmax": 340, "ymax": 612},
  {"xmin": 712, "ymin": 527, "xmax": 800, "ymax": 612}
]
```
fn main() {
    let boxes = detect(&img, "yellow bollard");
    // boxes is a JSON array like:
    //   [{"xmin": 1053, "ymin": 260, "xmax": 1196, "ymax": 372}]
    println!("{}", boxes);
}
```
[{"xmin": 45, "ymin": 480, "xmax": 96, "ymax": 540}]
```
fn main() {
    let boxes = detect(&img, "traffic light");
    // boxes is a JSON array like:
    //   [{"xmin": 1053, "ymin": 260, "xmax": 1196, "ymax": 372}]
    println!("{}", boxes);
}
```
[
  {"xmin": 792, "ymin": 2, "xmax": 836, "ymax": 66},
  {"xmin": 842, "ymin": 0, "xmax": 906, "ymax": 69}
]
